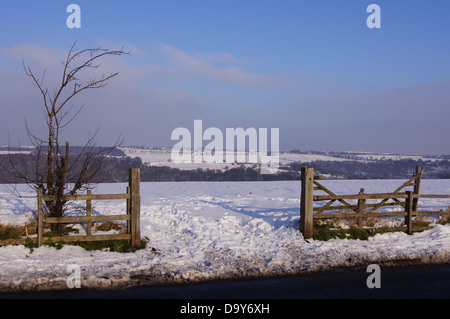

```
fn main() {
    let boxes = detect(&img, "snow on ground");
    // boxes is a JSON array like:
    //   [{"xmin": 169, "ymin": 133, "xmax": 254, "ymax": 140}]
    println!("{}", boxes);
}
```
[{"xmin": 0, "ymin": 180, "xmax": 450, "ymax": 292}]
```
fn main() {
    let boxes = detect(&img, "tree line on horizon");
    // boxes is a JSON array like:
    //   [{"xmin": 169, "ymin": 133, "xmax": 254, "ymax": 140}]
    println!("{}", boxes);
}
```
[{"xmin": 1, "ymin": 154, "xmax": 449, "ymax": 184}]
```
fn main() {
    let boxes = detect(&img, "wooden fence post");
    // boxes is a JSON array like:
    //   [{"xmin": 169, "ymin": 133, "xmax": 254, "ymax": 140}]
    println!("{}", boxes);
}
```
[
  {"xmin": 86, "ymin": 190, "xmax": 92, "ymax": 236},
  {"xmin": 37, "ymin": 186, "xmax": 43, "ymax": 247},
  {"xmin": 129, "ymin": 168, "xmax": 141, "ymax": 248},
  {"xmin": 357, "ymin": 188, "xmax": 366, "ymax": 214},
  {"xmin": 405, "ymin": 191, "xmax": 413, "ymax": 235},
  {"xmin": 300, "ymin": 167, "xmax": 314, "ymax": 239},
  {"xmin": 126, "ymin": 186, "xmax": 131, "ymax": 242},
  {"xmin": 412, "ymin": 165, "xmax": 422, "ymax": 212}
]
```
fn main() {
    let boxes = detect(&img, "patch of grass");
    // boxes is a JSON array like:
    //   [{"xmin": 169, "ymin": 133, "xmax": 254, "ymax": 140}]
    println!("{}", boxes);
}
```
[
  {"xmin": 347, "ymin": 227, "xmax": 376, "ymax": 240},
  {"xmin": 95, "ymin": 222, "xmax": 124, "ymax": 232},
  {"xmin": 0, "ymin": 221, "xmax": 148, "ymax": 254},
  {"xmin": 29, "ymin": 238, "xmax": 148, "ymax": 253},
  {"xmin": 78, "ymin": 238, "xmax": 148, "ymax": 253},
  {"xmin": 312, "ymin": 221, "xmax": 376, "ymax": 241},
  {"xmin": 42, "ymin": 225, "xmax": 78, "ymax": 238},
  {"xmin": 0, "ymin": 225, "xmax": 21, "ymax": 240},
  {"xmin": 43, "ymin": 238, "xmax": 65, "ymax": 250},
  {"xmin": 313, "ymin": 222, "xmax": 347, "ymax": 241},
  {"xmin": 0, "ymin": 221, "xmax": 37, "ymax": 240},
  {"xmin": 412, "ymin": 216, "xmax": 432, "ymax": 228},
  {"xmin": 35, "ymin": 237, "xmax": 148, "ymax": 253},
  {"xmin": 23, "ymin": 238, "xmax": 37, "ymax": 253},
  {"xmin": 312, "ymin": 216, "xmax": 442, "ymax": 241}
]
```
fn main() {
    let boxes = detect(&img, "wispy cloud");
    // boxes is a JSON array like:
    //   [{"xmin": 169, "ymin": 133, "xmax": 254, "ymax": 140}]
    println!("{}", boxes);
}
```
[
  {"xmin": 0, "ymin": 43, "xmax": 209, "ymax": 147},
  {"xmin": 196, "ymin": 51, "xmax": 248, "ymax": 64},
  {"xmin": 153, "ymin": 43, "xmax": 286, "ymax": 89},
  {"xmin": 2, "ymin": 45, "xmax": 67, "ymax": 67}
]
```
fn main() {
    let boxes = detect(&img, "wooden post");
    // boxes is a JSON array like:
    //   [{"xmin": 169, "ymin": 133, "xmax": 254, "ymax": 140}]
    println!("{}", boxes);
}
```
[
  {"xmin": 357, "ymin": 188, "xmax": 366, "ymax": 214},
  {"xmin": 86, "ymin": 190, "xmax": 92, "ymax": 236},
  {"xmin": 126, "ymin": 186, "xmax": 131, "ymax": 242},
  {"xmin": 405, "ymin": 191, "xmax": 413, "ymax": 235},
  {"xmin": 300, "ymin": 167, "xmax": 314, "ymax": 239},
  {"xmin": 37, "ymin": 186, "xmax": 43, "ymax": 247},
  {"xmin": 412, "ymin": 165, "xmax": 422, "ymax": 212},
  {"xmin": 129, "ymin": 168, "xmax": 141, "ymax": 248}
]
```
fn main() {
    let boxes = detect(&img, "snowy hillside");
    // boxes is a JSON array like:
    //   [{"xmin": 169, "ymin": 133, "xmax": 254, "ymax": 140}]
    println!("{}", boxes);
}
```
[
  {"xmin": 0, "ymin": 180, "xmax": 450, "ymax": 292},
  {"xmin": 119, "ymin": 147, "xmax": 444, "ymax": 170}
]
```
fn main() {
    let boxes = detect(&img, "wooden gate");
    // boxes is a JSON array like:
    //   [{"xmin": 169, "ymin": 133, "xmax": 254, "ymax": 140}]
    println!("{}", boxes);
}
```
[
  {"xmin": 37, "ymin": 168, "xmax": 141, "ymax": 248},
  {"xmin": 299, "ymin": 166, "xmax": 450, "ymax": 239}
]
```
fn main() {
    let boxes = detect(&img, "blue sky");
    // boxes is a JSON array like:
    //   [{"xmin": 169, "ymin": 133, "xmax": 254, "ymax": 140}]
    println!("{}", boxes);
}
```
[{"xmin": 0, "ymin": 0, "xmax": 449, "ymax": 154}]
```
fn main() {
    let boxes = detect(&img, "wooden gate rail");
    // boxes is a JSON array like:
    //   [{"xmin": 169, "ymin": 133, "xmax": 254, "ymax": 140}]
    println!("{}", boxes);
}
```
[
  {"xmin": 300, "ymin": 166, "xmax": 450, "ymax": 239},
  {"xmin": 371, "ymin": 165, "xmax": 422, "ymax": 212}
]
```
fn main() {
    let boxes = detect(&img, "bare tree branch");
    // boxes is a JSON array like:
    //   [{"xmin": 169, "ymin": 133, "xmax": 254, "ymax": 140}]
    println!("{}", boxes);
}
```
[{"xmin": 1, "ymin": 42, "xmax": 129, "ymax": 235}]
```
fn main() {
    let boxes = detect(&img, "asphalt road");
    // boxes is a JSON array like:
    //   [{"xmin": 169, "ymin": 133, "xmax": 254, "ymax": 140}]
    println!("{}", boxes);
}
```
[{"xmin": 1, "ymin": 264, "xmax": 450, "ymax": 300}]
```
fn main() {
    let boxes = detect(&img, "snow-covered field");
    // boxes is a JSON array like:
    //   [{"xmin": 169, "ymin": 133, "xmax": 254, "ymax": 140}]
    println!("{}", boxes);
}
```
[
  {"xmin": 0, "ymin": 179, "xmax": 450, "ymax": 292},
  {"xmin": 118, "ymin": 147, "xmax": 443, "ymax": 169},
  {"xmin": 119, "ymin": 147, "xmax": 352, "ymax": 170}
]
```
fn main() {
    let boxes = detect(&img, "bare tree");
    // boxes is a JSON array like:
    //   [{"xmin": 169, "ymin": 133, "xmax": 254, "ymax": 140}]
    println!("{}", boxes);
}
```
[{"xmin": 1, "ymin": 42, "xmax": 129, "ymax": 235}]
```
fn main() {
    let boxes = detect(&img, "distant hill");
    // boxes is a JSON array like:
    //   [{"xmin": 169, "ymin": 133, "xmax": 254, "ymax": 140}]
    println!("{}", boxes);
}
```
[{"xmin": 1, "ymin": 146, "xmax": 449, "ymax": 183}]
